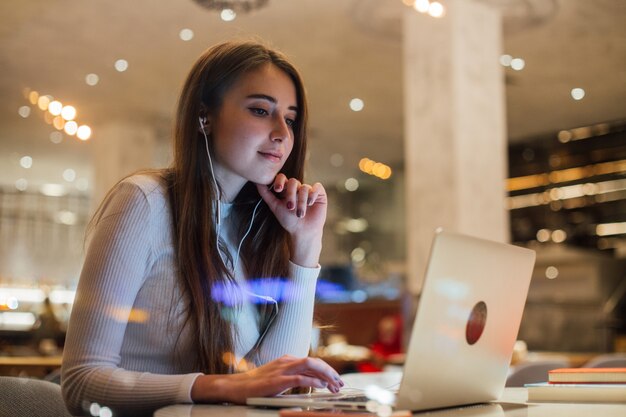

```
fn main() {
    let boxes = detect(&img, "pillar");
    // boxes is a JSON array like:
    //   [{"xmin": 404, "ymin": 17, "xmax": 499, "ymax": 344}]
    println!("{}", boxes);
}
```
[{"xmin": 403, "ymin": 0, "xmax": 508, "ymax": 293}]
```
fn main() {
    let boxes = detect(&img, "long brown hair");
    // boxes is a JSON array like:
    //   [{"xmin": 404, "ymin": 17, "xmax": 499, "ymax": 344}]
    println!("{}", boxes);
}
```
[{"xmin": 167, "ymin": 40, "xmax": 309, "ymax": 374}]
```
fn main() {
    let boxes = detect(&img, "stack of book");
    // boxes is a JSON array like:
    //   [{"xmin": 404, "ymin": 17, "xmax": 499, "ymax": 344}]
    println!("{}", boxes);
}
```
[{"xmin": 526, "ymin": 367, "xmax": 626, "ymax": 403}]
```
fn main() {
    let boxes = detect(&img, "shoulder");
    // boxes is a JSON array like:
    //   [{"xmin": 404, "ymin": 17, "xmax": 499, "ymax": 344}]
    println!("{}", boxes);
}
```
[
  {"xmin": 121, "ymin": 173, "xmax": 169, "ymax": 206},
  {"xmin": 99, "ymin": 172, "xmax": 170, "ymax": 222}
]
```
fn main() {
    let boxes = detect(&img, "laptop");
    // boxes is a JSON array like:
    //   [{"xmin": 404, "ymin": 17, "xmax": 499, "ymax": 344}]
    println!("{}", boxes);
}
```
[{"xmin": 247, "ymin": 230, "xmax": 536, "ymax": 412}]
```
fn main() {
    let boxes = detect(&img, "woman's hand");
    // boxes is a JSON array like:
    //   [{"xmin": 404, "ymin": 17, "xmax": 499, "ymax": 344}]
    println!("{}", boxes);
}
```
[
  {"xmin": 256, "ymin": 174, "xmax": 327, "ymax": 267},
  {"xmin": 191, "ymin": 355, "xmax": 343, "ymax": 404}
]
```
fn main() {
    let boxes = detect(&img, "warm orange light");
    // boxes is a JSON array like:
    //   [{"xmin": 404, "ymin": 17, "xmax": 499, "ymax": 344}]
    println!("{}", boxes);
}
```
[
  {"xmin": 53, "ymin": 116, "xmax": 65, "ymax": 130},
  {"xmin": 38, "ymin": 95, "xmax": 50, "ymax": 111},
  {"xmin": 29, "ymin": 91, "xmax": 39, "ymax": 105}
]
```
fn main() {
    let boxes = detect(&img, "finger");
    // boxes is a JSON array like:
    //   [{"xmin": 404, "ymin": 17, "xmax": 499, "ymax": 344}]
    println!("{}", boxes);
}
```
[
  {"xmin": 296, "ymin": 184, "xmax": 312, "ymax": 218},
  {"xmin": 256, "ymin": 183, "xmax": 281, "ymax": 213},
  {"xmin": 284, "ymin": 357, "xmax": 342, "ymax": 384},
  {"xmin": 284, "ymin": 375, "xmax": 329, "ymax": 390},
  {"xmin": 307, "ymin": 182, "xmax": 325, "ymax": 206},
  {"xmin": 284, "ymin": 178, "xmax": 300, "ymax": 211},
  {"xmin": 272, "ymin": 173, "xmax": 288, "ymax": 193}
]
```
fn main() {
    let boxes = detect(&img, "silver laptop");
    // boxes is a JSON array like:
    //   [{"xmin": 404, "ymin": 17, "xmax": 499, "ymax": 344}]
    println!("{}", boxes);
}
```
[{"xmin": 247, "ymin": 230, "xmax": 535, "ymax": 412}]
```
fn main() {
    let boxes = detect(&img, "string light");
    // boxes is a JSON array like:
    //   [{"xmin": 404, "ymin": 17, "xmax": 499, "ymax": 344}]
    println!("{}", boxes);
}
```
[
  {"xmin": 22, "ymin": 89, "xmax": 92, "ymax": 142},
  {"xmin": 359, "ymin": 158, "xmax": 393, "ymax": 180}
]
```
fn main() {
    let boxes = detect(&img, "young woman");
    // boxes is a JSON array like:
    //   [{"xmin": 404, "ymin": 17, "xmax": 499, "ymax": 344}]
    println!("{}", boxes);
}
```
[{"xmin": 61, "ymin": 40, "xmax": 343, "ymax": 416}]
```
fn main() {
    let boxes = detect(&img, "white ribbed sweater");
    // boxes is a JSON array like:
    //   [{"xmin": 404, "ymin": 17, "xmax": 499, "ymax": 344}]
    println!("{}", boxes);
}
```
[{"xmin": 61, "ymin": 175, "xmax": 319, "ymax": 416}]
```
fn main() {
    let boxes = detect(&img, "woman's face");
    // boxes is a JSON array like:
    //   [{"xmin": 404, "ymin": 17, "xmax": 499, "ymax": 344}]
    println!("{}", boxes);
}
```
[{"xmin": 207, "ymin": 63, "xmax": 298, "ymax": 201}]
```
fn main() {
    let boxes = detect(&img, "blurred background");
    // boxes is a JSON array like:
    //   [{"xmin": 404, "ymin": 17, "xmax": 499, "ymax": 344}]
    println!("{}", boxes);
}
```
[{"xmin": 1, "ymin": 0, "xmax": 625, "ymax": 378}]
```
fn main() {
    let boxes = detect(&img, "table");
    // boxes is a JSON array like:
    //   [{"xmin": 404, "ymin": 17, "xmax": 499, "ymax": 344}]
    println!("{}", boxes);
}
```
[
  {"xmin": 0, "ymin": 355, "xmax": 62, "ymax": 378},
  {"xmin": 155, "ymin": 388, "xmax": 626, "ymax": 416}
]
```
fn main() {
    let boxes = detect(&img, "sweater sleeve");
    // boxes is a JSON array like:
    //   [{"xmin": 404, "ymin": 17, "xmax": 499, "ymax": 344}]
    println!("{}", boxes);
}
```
[
  {"xmin": 255, "ymin": 262, "xmax": 320, "ymax": 363},
  {"xmin": 61, "ymin": 180, "xmax": 201, "ymax": 417}
]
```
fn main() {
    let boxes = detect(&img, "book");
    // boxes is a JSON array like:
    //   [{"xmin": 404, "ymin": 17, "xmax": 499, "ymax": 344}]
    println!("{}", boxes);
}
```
[
  {"xmin": 279, "ymin": 410, "xmax": 412, "ymax": 417},
  {"xmin": 548, "ymin": 367, "xmax": 626, "ymax": 384},
  {"xmin": 526, "ymin": 382, "xmax": 626, "ymax": 403}
]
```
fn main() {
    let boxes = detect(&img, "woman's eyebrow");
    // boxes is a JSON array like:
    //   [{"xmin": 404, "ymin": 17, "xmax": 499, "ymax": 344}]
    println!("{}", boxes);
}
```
[{"xmin": 246, "ymin": 94, "xmax": 298, "ymax": 112}]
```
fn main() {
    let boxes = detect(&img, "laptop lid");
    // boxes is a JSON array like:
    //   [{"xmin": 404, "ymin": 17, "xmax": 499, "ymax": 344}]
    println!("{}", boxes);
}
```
[
  {"xmin": 395, "ymin": 231, "xmax": 535, "ymax": 410},
  {"xmin": 247, "ymin": 231, "xmax": 535, "ymax": 412}
]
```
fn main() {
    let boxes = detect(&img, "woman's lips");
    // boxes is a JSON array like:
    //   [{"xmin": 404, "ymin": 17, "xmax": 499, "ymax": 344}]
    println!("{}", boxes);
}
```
[{"xmin": 258, "ymin": 151, "xmax": 283, "ymax": 163}]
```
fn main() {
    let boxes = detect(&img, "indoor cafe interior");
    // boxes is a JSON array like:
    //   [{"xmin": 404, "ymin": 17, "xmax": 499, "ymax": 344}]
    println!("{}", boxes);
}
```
[{"xmin": 1, "ymin": 0, "xmax": 625, "ymax": 416}]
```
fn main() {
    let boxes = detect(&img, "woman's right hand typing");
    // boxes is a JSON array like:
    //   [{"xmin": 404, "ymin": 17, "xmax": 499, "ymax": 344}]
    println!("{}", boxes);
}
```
[{"xmin": 190, "ymin": 355, "xmax": 344, "ymax": 404}]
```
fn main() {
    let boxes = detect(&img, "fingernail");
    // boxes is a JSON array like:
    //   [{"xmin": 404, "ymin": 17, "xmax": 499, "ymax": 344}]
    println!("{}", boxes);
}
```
[
  {"xmin": 297, "ymin": 209, "xmax": 303, "ymax": 218},
  {"xmin": 307, "ymin": 197, "xmax": 314, "ymax": 206},
  {"xmin": 287, "ymin": 201, "xmax": 294, "ymax": 210}
]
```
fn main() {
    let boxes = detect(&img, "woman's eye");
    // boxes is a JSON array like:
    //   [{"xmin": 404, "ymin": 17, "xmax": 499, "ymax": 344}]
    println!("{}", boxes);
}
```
[
  {"xmin": 250, "ymin": 107, "xmax": 269, "ymax": 116},
  {"xmin": 286, "ymin": 118, "xmax": 296, "ymax": 129}
]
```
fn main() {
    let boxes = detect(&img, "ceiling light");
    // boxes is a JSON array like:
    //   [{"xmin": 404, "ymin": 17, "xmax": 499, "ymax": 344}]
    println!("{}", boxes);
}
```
[
  {"xmin": 345, "ymin": 178, "xmax": 359, "ymax": 192},
  {"xmin": 571, "ymin": 88, "xmax": 585, "ymax": 100},
  {"xmin": 499, "ymin": 55, "xmax": 513, "ymax": 66},
  {"xmin": 18, "ymin": 106, "xmax": 31, "ymax": 118},
  {"xmin": 50, "ymin": 131, "xmax": 63, "ymax": 144},
  {"xmin": 20, "ymin": 156, "xmax": 33, "ymax": 169},
  {"xmin": 85, "ymin": 73, "xmax": 99, "ymax": 86},
  {"xmin": 15, "ymin": 178, "xmax": 28, "ymax": 191},
  {"xmin": 115, "ymin": 59, "xmax": 129, "ymax": 72},
  {"xmin": 330, "ymin": 153, "xmax": 344, "ymax": 167},
  {"xmin": 510, "ymin": 58, "xmax": 525, "ymax": 71},
  {"xmin": 179, "ymin": 28, "xmax": 194, "ymax": 41},
  {"xmin": 220, "ymin": 9, "xmax": 236, "ymax": 21},
  {"xmin": 349, "ymin": 98, "xmax": 364, "ymax": 112},
  {"xmin": 63, "ymin": 168, "xmax": 76, "ymax": 182}
]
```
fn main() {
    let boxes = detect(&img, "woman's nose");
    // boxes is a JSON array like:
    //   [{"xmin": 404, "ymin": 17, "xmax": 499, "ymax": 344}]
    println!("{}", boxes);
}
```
[{"xmin": 270, "ymin": 117, "xmax": 289, "ymax": 142}]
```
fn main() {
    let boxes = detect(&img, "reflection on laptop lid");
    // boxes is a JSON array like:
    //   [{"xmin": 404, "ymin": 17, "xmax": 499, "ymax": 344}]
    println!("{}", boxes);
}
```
[{"xmin": 247, "ymin": 231, "xmax": 536, "ymax": 412}]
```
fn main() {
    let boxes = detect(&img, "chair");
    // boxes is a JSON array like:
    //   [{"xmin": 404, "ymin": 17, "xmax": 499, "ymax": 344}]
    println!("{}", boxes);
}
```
[
  {"xmin": 0, "ymin": 376, "xmax": 73, "ymax": 417},
  {"xmin": 505, "ymin": 359, "xmax": 570, "ymax": 387},
  {"xmin": 583, "ymin": 353, "xmax": 626, "ymax": 368}
]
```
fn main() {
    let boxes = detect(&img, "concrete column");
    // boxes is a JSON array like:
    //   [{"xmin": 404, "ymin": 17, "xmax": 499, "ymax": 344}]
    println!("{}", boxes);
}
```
[
  {"xmin": 403, "ymin": 0, "xmax": 508, "ymax": 293},
  {"xmin": 91, "ymin": 122, "xmax": 157, "ymax": 208}
]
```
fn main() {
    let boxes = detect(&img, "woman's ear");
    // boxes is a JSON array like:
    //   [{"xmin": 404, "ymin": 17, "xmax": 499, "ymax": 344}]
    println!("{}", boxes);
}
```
[
  {"xmin": 198, "ymin": 104, "xmax": 211, "ymax": 134},
  {"xmin": 198, "ymin": 113, "xmax": 211, "ymax": 135}
]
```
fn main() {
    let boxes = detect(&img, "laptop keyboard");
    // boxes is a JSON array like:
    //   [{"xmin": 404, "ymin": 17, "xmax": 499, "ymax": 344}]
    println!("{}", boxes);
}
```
[{"xmin": 334, "ymin": 395, "xmax": 370, "ymax": 403}]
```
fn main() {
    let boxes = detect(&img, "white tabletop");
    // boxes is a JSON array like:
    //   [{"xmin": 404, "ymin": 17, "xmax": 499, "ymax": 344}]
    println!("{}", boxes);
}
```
[{"xmin": 155, "ymin": 387, "xmax": 626, "ymax": 417}]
